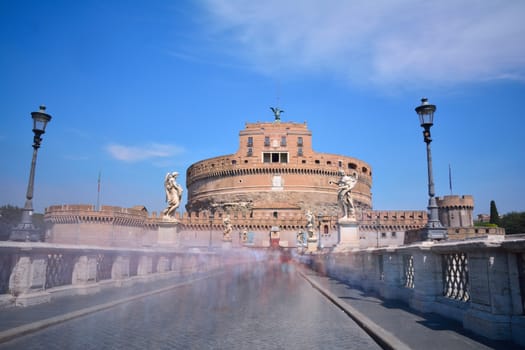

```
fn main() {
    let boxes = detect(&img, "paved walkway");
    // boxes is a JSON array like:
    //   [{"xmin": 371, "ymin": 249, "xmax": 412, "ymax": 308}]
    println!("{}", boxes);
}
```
[
  {"xmin": 0, "ymin": 272, "xmax": 217, "ymax": 344},
  {"xmin": 299, "ymin": 268, "xmax": 523, "ymax": 350},
  {"xmin": 0, "ymin": 265, "xmax": 523, "ymax": 349}
]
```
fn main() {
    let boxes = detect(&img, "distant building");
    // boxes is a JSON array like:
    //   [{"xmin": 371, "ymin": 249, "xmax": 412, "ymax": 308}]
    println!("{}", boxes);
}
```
[{"xmin": 477, "ymin": 214, "xmax": 490, "ymax": 223}]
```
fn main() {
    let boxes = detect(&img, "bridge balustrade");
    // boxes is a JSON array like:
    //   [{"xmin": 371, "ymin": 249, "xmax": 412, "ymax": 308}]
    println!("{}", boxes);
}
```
[
  {"xmin": 0, "ymin": 242, "xmax": 223, "ymax": 307},
  {"xmin": 304, "ymin": 235, "xmax": 525, "ymax": 345}
]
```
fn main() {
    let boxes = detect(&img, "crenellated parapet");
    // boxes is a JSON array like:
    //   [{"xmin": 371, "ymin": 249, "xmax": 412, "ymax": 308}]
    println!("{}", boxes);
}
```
[
  {"xmin": 436, "ymin": 195, "xmax": 474, "ymax": 209},
  {"xmin": 44, "ymin": 204, "xmax": 167, "ymax": 247},
  {"xmin": 45, "ymin": 204, "xmax": 161, "ymax": 228},
  {"xmin": 359, "ymin": 210, "xmax": 428, "ymax": 231}
]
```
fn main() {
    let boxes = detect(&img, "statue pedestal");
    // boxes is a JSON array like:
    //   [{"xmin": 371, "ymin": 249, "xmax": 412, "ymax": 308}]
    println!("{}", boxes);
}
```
[
  {"xmin": 306, "ymin": 239, "xmax": 318, "ymax": 253},
  {"xmin": 222, "ymin": 239, "xmax": 232, "ymax": 250},
  {"xmin": 334, "ymin": 217, "xmax": 359, "ymax": 251},
  {"xmin": 157, "ymin": 219, "xmax": 179, "ymax": 247}
]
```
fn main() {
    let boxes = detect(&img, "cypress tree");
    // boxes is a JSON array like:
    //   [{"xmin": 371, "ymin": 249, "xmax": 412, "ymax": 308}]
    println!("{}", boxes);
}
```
[{"xmin": 489, "ymin": 200, "xmax": 500, "ymax": 226}]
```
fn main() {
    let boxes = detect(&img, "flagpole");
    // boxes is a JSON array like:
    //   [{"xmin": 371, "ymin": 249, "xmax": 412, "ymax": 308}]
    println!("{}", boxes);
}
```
[
  {"xmin": 448, "ymin": 164, "xmax": 453, "ymax": 195},
  {"xmin": 97, "ymin": 171, "xmax": 101, "ymax": 211}
]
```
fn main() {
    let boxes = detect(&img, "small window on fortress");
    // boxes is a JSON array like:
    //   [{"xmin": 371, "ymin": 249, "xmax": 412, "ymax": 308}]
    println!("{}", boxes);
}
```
[
  {"xmin": 298, "ymin": 147, "xmax": 303, "ymax": 156},
  {"xmin": 273, "ymin": 211, "xmax": 278, "ymax": 219},
  {"xmin": 338, "ymin": 160, "xmax": 342, "ymax": 168},
  {"xmin": 348, "ymin": 163, "xmax": 357, "ymax": 170},
  {"xmin": 302, "ymin": 160, "xmax": 306, "ymax": 164},
  {"xmin": 264, "ymin": 136, "xmax": 270, "ymax": 147},
  {"xmin": 391, "ymin": 232, "xmax": 397, "ymax": 238},
  {"xmin": 315, "ymin": 159, "xmax": 320, "ymax": 164},
  {"xmin": 247, "ymin": 137, "xmax": 253, "ymax": 147},
  {"xmin": 247, "ymin": 148, "xmax": 253, "ymax": 156},
  {"xmin": 281, "ymin": 136, "xmax": 287, "ymax": 146},
  {"xmin": 297, "ymin": 137, "xmax": 303, "ymax": 146},
  {"xmin": 362, "ymin": 167, "xmax": 368, "ymax": 174},
  {"xmin": 231, "ymin": 160, "xmax": 237, "ymax": 165},
  {"xmin": 327, "ymin": 161, "xmax": 332, "ymax": 165}
]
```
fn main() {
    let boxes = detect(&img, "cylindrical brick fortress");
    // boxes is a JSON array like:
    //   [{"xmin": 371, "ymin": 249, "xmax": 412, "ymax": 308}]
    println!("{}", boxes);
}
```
[{"xmin": 186, "ymin": 121, "xmax": 372, "ymax": 216}]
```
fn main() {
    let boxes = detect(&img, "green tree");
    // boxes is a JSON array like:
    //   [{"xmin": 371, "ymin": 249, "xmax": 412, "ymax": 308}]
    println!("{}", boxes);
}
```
[
  {"xmin": 489, "ymin": 200, "xmax": 500, "ymax": 226},
  {"xmin": 500, "ymin": 212, "xmax": 525, "ymax": 235},
  {"xmin": 0, "ymin": 205, "xmax": 22, "ymax": 240}
]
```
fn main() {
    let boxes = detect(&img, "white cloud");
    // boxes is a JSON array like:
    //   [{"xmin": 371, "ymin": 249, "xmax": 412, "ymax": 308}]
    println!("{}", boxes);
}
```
[
  {"xmin": 203, "ymin": 0, "xmax": 525, "ymax": 86},
  {"xmin": 106, "ymin": 143, "xmax": 185, "ymax": 162}
]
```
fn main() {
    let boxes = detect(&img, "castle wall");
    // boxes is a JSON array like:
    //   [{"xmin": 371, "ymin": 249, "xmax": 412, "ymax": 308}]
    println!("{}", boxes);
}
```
[
  {"xmin": 45, "ymin": 205, "xmax": 429, "ymax": 249},
  {"xmin": 437, "ymin": 195, "xmax": 474, "ymax": 227},
  {"xmin": 185, "ymin": 121, "xmax": 373, "ymax": 215},
  {"xmin": 45, "ymin": 205, "xmax": 159, "ymax": 248}
]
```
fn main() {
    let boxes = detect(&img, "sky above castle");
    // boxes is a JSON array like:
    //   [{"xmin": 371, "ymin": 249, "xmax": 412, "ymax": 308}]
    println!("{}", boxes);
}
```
[{"xmin": 1, "ymin": 0, "xmax": 524, "ymax": 216}]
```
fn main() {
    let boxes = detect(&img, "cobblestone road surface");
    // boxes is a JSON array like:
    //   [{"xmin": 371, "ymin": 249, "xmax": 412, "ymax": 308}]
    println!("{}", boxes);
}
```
[{"xmin": 0, "ymin": 263, "xmax": 380, "ymax": 350}]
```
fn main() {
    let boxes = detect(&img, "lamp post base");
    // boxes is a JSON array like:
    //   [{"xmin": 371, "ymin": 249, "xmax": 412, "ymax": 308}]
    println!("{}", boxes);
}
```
[{"xmin": 421, "ymin": 226, "xmax": 447, "ymax": 241}]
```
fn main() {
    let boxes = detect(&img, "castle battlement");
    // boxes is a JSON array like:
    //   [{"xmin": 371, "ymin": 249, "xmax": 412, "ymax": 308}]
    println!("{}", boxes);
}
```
[{"xmin": 436, "ymin": 195, "xmax": 474, "ymax": 209}]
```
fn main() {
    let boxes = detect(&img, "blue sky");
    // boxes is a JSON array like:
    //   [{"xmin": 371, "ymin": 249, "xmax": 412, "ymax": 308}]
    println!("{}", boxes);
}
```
[{"xmin": 1, "ymin": 0, "xmax": 524, "ymax": 217}]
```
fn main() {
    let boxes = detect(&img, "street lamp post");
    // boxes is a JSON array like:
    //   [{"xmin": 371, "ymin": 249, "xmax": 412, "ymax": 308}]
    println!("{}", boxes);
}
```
[
  {"xmin": 10, "ymin": 106, "xmax": 52, "ymax": 242},
  {"xmin": 317, "ymin": 212, "xmax": 322, "ymax": 250},
  {"xmin": 208, "ymin": 213, "xmax": 214, "ymax": 251},
  {"xmin": 415, "ymin": 98, "xmax": 447, "ymax": 240}
]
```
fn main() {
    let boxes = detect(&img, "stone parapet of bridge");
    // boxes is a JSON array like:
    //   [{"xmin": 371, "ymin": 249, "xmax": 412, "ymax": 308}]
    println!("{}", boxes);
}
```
[
  {"xmin": 0, "ymin": 241, "xmax": 252, "ymax": 307},
  {"xmin": 303, "ymin": 234, "xmax": 525, "ymax": 347}
]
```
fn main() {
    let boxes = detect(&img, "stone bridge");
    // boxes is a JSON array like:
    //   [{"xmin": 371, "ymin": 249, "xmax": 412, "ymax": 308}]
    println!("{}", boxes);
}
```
[{"xmin": 0, "ymin": 236, "xmax": 524, "ymax": 348}]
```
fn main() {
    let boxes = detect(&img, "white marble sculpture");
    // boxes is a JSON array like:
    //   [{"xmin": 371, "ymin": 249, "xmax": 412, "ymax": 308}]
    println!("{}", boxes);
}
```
[
  {"xmin": 337, "ymin": 170, "xmax": 358, "ymax": 219},
  {"xmin": 162, "ymin": 172, "xmax": 183, "ymax": 219},
  {"xmin": 306, "ymin": 210, "xmax": 315, "ymax": 240},
  {"xmin": 223, "ymin": 214, "xmax": 233, "ymax": 241}
]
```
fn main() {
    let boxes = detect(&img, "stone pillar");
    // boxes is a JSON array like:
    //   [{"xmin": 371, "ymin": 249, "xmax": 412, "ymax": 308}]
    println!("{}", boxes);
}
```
[
  {"xmin": 137, "ymin": 255, "xmax": 152, "ymax": 276},
  {"xmin": 334, "ymin": 218, "xmax": 359, "ymax": 251},
  {"xmin": 222, "ymin": 240, "xmax": 233, "ymax": 250},
  {"xmin": 157, "ymin": 220, "xmax": 179, "ymax": 247},
  {"xmin": 379, "ymin": 252, "xmax": 404, "ymax": 300},
  {"xmin": 463, "ymin": 250, "xmax": 514, "ymax": 340},
  {"xmin": 71, "ymin": 255, "xmax": 99, "ymax": 295},
  {"xmin": 171, "ymin": 255, "xmax": 183, "ymax": 275},
  {"xmin": 9, "ymin": 254, "xmax": 51, "ymax": 306},
  {"xmin": 112, "ymin": 255, "xmax": 130, "ymax": 280},
  {"xmin": 157, "ymin": 256, "xmax": 170, "ymax": 273},
  {"xmin": 306, "ymin": 237, "xmax": 318, "ymax": 253},
  {"xmin": 409, "ymin": 244, "xmax": 441, "ymax": 313},
  {"xmin": 508, "ymin": 253, "xmax": 525, "ymax": 347},
  {"xmin": 362, "ymin": 250, "xmax": 378, "ymax": 292}
]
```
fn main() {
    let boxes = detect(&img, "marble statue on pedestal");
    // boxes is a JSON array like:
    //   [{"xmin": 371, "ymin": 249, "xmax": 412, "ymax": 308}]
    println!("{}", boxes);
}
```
[
  {"xmin": 305, "ymin": 210, "xmax": 316, "ymax": 240},
  {"xmin": 337, "ymin": 170, "xmax": 358, "ymax": 219},
  {"xmin": 162, "ymin": 172, "xmax": 183, "ymax": 219},
  {"xmin": 223, "ymin": 214, "xmax": 233, "ymax": 241}
]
